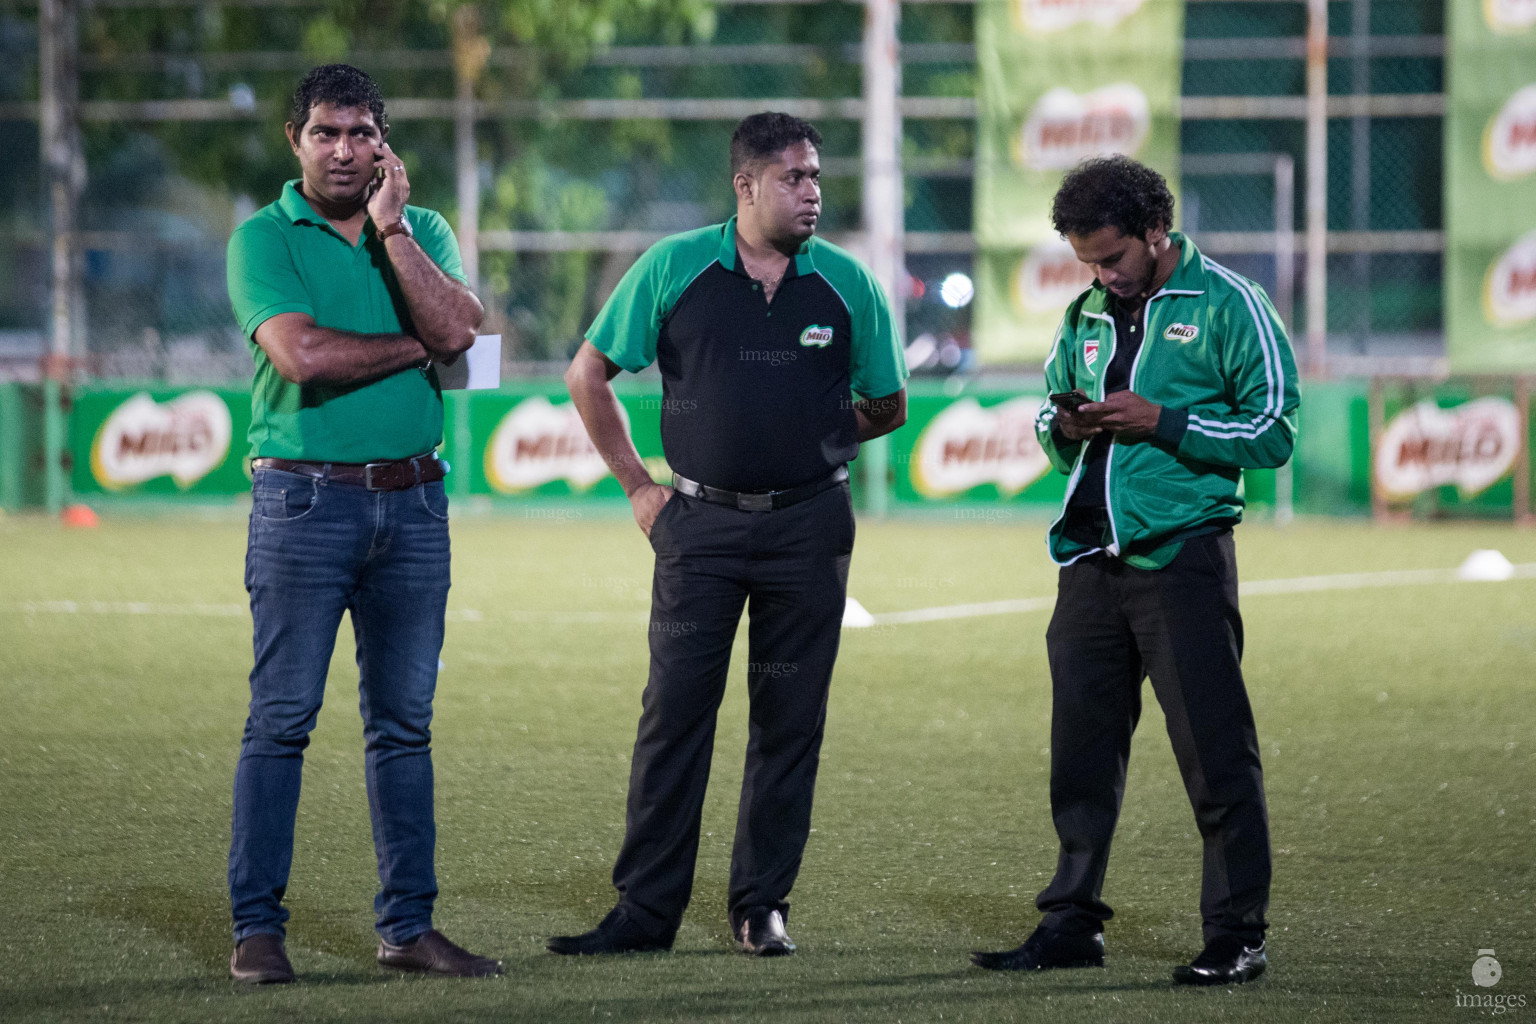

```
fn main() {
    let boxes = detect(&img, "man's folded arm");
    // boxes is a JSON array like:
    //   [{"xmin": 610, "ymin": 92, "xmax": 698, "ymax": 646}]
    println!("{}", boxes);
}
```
[{"xmin": 253, "ymin": 312, "xmax": 430, "ymax": 387}]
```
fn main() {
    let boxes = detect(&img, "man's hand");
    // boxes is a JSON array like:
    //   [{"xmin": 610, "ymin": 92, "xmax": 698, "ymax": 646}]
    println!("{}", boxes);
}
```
[
  {"xmin": 1077, "ymin": 390, "xmax": 1162, "ymax": 440},
  {"xmin": 1054, "ymin": 404, "xmax": 1102, "ymax": 441},
  {"xmin": 630, "ymin": 481, "xmax": 675, "ymax": 538},
  {"xmin": 367, "ymin": 142, "xmax": 409, "ymax": 228}
]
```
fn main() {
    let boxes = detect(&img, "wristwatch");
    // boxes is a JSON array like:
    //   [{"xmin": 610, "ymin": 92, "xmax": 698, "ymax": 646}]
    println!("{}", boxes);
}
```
[{"xmin": 377, "ymin": 217, "xmax": 413, "ymax": 242}]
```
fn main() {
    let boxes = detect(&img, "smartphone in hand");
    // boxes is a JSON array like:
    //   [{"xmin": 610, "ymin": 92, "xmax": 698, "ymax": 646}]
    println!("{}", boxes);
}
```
[{"xmin": 1049, "ymin": 390, "xmax": 1092, "ymax": 411}]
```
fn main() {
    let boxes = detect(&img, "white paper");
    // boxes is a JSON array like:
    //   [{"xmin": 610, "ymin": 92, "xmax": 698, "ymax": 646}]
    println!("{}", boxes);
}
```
[{"xmin": 439, "ymin": 334, "xmax": 501, "ymax": 390}]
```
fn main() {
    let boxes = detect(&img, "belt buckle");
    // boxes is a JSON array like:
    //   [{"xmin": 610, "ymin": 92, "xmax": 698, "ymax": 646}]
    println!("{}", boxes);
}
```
[
  {"xmin": 737, "ymin": 492, "xmax": 774, "ymax": 512},
  {"xmin": 364, "ymin": 462, "xmax": 388, "ymax": 490}
]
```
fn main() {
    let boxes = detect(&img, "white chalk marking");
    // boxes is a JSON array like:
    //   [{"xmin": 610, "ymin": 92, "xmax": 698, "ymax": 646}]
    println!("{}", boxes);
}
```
[{"xmin": 848, "ymin": 560, "xmax": 1536, "ymax": 628}]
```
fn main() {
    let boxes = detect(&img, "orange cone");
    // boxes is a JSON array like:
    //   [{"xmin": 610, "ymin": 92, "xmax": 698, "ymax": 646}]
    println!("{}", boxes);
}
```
[{"xmin": 62, "ymin": 504, "xmax": 99, "ymax": 528}]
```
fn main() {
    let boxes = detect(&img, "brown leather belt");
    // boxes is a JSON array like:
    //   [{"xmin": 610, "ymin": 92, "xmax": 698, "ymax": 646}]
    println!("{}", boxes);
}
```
[
  {"xmin": 672, "ymin": 465, "xmax": 848, "ymax": 512},
  {"xmin": 250, "ymin": 452, "xmax": 445, "ymax": 491}
]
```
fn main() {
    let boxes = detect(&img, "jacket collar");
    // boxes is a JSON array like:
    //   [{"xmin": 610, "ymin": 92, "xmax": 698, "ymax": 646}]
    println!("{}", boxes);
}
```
[{"xmin": 1086, "ymin": 230, "xmax": 1207, "ymax": 310}]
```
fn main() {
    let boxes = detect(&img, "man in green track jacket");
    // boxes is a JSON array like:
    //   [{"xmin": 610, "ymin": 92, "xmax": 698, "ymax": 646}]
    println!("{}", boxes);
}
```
[{"xmin": 972, "ymin": 156, "xmax": 1299, "ymax": 987}]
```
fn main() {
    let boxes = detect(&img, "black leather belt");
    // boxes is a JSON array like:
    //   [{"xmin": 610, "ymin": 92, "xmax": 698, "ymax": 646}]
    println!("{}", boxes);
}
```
[
  {"xmin": 672, "ymin": 465, "xmax": 848, "ymax": 512},
  {"xmin": 250, "ymin": 452, "xmax": 445, "ymax": 491}
]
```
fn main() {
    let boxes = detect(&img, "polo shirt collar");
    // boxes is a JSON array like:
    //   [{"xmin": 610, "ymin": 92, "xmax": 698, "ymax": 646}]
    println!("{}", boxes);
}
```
[
  {"xmin": 278, "ymin": 180, "xmax": 321, "ymax": 225},
  {"xmin": 718, "ymin": 216, "xmax": 816, "ymax": 279},
  {"xmin": 278, "ymin": 179, "xmax": 377, "ymax": 246}
]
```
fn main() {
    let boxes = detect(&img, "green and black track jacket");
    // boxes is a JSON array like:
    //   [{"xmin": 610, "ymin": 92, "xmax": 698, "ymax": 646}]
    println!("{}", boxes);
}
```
[{"xmin": 1035, "ymin": 233, "xmax": 1301, "ymax": 569}]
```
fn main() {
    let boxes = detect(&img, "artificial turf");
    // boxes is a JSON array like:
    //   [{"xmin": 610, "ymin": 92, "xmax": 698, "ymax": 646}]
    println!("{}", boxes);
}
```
[{"xmin": 1, "ymin": 512, "xmax": 1532, "ymax": 1022}]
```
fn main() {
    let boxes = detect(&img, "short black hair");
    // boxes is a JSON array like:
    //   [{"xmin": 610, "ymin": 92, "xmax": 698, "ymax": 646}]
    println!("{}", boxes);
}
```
[
  {"xmin": 290, "ymin": 64, "xmax": 387, "ymax": 132},
  {"xmin": 730, "ymin": 112, "xmax": 823, "ymax": 177},
  {"xmin": 1050, "ymin": 155, "xmax": 1175, "ymax": 240}
]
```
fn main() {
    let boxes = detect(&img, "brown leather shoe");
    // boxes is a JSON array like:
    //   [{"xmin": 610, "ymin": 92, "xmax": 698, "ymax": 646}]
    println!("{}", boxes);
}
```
[
  {"xmin": 377, "ymin": 929, "xmax": 503, "ymax": 977},
  {"xmin": 230, "ymin": 933, "xmax": 295, "ymax": 984}
]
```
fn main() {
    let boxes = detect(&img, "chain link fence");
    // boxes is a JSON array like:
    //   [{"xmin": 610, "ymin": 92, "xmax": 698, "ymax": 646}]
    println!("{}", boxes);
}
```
[{"xmin": 0, "ymin": 0, "xmax": 1444, "ymax": 382}]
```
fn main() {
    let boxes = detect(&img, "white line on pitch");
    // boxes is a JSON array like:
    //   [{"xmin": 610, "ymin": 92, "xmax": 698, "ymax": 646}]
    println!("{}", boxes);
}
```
[{"xmin": 859, "ymin": 562, "xmax": 1536, "ymax": 628}]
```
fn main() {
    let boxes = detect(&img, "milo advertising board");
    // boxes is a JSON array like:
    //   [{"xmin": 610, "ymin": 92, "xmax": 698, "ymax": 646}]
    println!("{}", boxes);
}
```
[
  {"xmin": 463, "ymin": 384, "xmax": 666, "ymax": 497},
  {"xmin": 1371, "ymin": 382, "xmax": 1533, "ymax": 516},
  {"xmin": 70, "ymin": 388, "xmax": 250, "ymax": 496},
  {"xmin": 892, "ymin": 391, "xmax": 1065, "ymax": 506}
]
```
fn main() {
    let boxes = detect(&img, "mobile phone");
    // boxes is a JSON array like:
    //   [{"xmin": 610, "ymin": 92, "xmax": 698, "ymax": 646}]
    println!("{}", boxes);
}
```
[{"xmin": 1049, "ymin": 390, "xmax": 1091, "ymax": 411}]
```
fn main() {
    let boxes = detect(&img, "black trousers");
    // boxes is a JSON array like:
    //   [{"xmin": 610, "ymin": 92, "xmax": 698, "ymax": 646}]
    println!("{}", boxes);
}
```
[
  {"xmin": 1038, "ymin": 531, "xmax": 1270, "ymax": 945},
  {"xmin": 611, "ymin": 482, "xmax": 855, "ymax": 940}
]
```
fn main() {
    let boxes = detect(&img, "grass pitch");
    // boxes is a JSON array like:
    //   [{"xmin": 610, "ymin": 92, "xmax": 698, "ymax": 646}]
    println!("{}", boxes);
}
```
[{"xmin": 1, "ymin": 510, "xmax": 1533, "ymax": 1023}]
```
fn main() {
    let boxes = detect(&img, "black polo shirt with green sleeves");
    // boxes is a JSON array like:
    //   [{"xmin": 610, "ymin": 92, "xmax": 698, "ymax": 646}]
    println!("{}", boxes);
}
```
[
  {"xmin": 226, "ymin": 180, "xmax": 467, "ymax": 463},
  {"xmin": 587, "ymin": 217, "xmax": 908, "ymax": 493}
]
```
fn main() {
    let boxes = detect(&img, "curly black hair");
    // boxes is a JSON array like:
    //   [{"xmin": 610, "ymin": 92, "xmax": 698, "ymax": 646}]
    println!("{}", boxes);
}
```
[
  {"xmin": 290, "ymin": 64, "xmax": 387, "ymax": 132},
  {"xmin": 1050, "ymin": 155, "xmax": 1175, "ymax": 240},
  {"xmin": 730, "ymin": 112, "xmax": 823, "ymax": 177}
]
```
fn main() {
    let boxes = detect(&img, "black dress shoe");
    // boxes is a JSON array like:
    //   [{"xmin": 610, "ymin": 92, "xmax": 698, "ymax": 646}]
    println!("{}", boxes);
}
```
[
  {"xmin": 970, "ymin": 925, "xmax": 1105, "ymax": 971},
  {"xmin": 1172, "ymin": 935, "xmax": 1266, "ymax": 986},
  {"xmin": 230, "ymin": 933, "xmax": 296, "ymax": 984},
  {"xmin": 547, "ymin": 907, "xmax": 673, "ymax": 956},
  {"xmin": 736, "ymin": 907, "xmax": 795, "ymax": 957},
  {"xmin": 377, "ymin": 929, "xmax": 503, "ymax": 977}
]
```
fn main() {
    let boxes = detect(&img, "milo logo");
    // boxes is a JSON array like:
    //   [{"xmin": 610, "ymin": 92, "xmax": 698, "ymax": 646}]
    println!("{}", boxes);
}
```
[
  {"xmin": 1163, "ymin": 323, "xmax": 1199, "ymax": 343},
  {"xmin": 799, "ymin": 325, "xmax": 834, "ymax": 348}
]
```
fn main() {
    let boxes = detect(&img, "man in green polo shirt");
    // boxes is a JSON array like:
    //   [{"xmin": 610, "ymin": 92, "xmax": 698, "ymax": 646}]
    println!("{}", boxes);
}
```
[
  {"xmin": 223, "ymin": 64, "xmax": 499, "ymax": 984},
  {"xmin": 551, "ymin": 112, "xmax": 909, "ymax": 958}
]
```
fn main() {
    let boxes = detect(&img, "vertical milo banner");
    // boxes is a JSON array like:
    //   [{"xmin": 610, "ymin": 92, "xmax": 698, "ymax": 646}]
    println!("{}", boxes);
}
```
[
  {"xmin": 1446, "ymin": 0, "xmax": 1536, "ymax": 370},
  {"xmin": 973, "ymin": 0, "xmax": 1185, "ymax": 363}
]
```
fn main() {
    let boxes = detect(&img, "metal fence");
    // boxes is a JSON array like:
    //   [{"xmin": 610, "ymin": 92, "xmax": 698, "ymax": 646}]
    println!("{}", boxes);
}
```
[{"xmin": 0, "ymin": 0, "xmax": 1446, "ymax": 383}]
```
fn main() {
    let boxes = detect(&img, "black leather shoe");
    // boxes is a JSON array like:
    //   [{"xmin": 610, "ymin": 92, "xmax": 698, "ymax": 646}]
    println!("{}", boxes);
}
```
[
  {"xmin": 970, "ymin": 925, "xmax": 1105, "ymax": 971},
  {"xmin": 547, "ymin": 907, "xmax": 673, "ymax": 956},
  {"xmin": 1172, "ymin": 935, "xmax": 1266, "ymax": 986},
  {"xmin": 736, "ymin": 907, "xmax": 795, "ymax": 957},
  {"xmin": 377, "ymin": 929, "xmax": 503, "ymax": 977},
  {"xmin": 230, "ymin": 933, "xmax": 295, "ymax": 984}
]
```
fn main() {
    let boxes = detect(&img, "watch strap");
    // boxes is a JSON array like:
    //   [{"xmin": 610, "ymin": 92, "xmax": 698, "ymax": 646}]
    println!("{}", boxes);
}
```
[{"xmin": 377, "ymin": 217, "xmax": 412, "ymax": 242}]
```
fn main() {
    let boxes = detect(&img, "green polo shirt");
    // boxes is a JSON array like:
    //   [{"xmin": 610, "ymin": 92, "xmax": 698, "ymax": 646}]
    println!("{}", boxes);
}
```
[
  {"xmin": 586, "ymin": 217, "xmax": 908, "ymax": 491},
  {"xmin": 226, "ymin": 180, "xmax": 467, "ymax": 462}
]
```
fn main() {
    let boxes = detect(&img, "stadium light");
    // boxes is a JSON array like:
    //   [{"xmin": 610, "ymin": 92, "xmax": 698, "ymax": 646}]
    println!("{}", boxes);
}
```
[{"xmin": 939, "ymin": 272, "xmax": 974, "ymax": 309}]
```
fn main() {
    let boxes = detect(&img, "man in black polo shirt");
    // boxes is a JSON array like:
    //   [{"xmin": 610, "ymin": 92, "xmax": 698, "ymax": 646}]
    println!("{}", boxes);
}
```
[{"xmin": 553, "ymin": 112, "xmax": 908, "ymax": 957}]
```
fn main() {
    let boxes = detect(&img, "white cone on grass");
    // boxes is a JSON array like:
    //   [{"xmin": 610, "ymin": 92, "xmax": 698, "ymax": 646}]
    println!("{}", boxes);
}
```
[
  {"xmin": 842, "ymin": 597, "xmax": 876, "ymax": 628},
  {"xmin": 1458, "ymin": 549, "xmax": 1515, "ymax": 582}
]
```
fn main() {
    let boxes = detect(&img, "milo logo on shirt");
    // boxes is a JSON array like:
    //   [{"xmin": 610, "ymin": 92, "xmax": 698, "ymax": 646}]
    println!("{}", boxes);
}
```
[
  {"xmin": 1164, "ymin": 323, "xmax": 1199, "ymax": 343},
  {"xmin": 799, "ymin": 325, "xmax": 834, "ymax": 348}
]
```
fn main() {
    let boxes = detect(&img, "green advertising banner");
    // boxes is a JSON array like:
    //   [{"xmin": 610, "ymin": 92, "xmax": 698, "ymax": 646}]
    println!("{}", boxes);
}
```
[
  {"xmin": 972, "ymin": 0, "xmax": 1185, "ymax": 364},
  {"xmin": 889, "ymin": 388, "xmax": 1064, "ymax": 506},
  {"xmin": 54, "ymin": 380, "xmax": 1401, "ymax": 521},
  {"xmin": 1446, "ymin": 0, "xmax": 1536, "ymax": 371},
  {"xmin": 69, "ymin": 386, "xmax": 252, "ymax": 496},
  {"xmin": 452, "ymin": 383, "xmax": 667, "ymax": 499},
  {"xmin": 1370, "ymin": 379, "xmax": 1533, "ymax": 518}
]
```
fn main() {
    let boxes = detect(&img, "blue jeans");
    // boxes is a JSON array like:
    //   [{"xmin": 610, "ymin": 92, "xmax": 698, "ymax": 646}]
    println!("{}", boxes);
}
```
[{"xmin": 230, "ymin": 467, "xmax": 450, "ymax": 945}]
